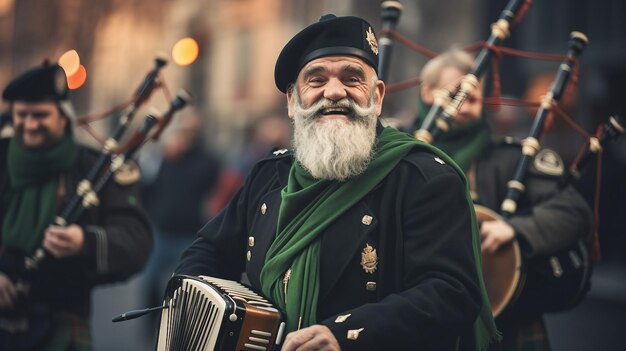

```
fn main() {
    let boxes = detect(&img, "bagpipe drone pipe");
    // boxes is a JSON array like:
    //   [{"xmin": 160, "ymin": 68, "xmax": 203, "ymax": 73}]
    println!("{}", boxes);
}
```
[
  {"xmin": 475, "ymin": 32, "xmax": 593, "ymax": 319},
  {"xmin": 413, "ymin": 0, "xmax": 532, "ymax": 144}
]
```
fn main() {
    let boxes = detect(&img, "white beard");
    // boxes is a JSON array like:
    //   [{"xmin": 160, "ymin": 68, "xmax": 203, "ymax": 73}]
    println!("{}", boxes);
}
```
[{"xmin": 290, "ymin": 89, "xmax": 379, "ymax": 181}]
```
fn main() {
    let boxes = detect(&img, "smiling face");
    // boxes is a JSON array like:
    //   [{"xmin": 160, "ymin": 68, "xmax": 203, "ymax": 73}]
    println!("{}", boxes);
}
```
[
  {"xmin": 286, "ymin": 55, "xmax": 386, "ymax": 181},
  {"xmin": 12, "ymin": 100, "xmax": 67, "ymax": 149},
  {"xmin": 287, "ymin": 56, "xmax": 384, "ymax": 122}
]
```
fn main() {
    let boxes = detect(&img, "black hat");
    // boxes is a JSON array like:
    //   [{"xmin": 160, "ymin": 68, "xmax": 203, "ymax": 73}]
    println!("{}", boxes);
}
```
[
  {"xmin": 2, "ymin": 64, "xmax": 69, "ymax": 102},
  {"xmin": 274, "ymin": 14, "xmax": 379, "ymax": 93}
]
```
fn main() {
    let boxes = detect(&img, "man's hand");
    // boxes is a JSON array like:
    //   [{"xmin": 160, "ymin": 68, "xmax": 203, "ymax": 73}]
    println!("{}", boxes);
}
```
[
  {"xmin": 0, "ymin": 273, "xmax": 17, "ymax": 309},
  {"xmin": 282, "ymin": 325, "xmax": 341, "ymax": 351},
  {"xmin": 43, "ymin": 224, "xmax": 85, "ymax": 258},
  {"xmin": 480, "ymin": 220, "xmax": 515, "ymax": 253}
]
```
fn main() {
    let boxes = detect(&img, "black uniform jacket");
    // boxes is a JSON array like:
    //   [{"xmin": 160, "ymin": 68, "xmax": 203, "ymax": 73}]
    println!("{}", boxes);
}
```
[
  {"xmin": 473, "ymin": 140, "xmax": 593, "ymax": 257},
  {"xmin": 0, "ymin": 138, "xmax": 152, "ymax": 315},
  {"xmin": 176, "ymin": 147, "xmax": 483, "ymax": 350}
]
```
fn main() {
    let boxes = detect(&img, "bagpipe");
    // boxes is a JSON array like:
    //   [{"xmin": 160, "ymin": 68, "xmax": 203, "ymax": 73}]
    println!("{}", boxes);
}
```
[
  {"xmin": 0, "ymin": 54, "xmax": 191, "ymax": 349},
  {"xmin": 413, "ymin": 0, "xmax": 531, "ymax": 144},
  {"xmin": 465, "ymin": 35, "xmax": 622, "ymax": 319},
  {"xmin": 376, "ymin": 0, "xmax": 622, "ymax": 318},
  {"xmin": 377, "ymin": 1, "xmax": 404, "ymax": 83},
  {"xmin": 377, "ymin": 0, "xmax": 531, "ymax": 318},
  {"xmin": 477, "ymin": 32, "xmax": 593, "ymax": 319},
  {"xmin": 20, "ymin": 54, "xmax": 191, "ymax": 276}
]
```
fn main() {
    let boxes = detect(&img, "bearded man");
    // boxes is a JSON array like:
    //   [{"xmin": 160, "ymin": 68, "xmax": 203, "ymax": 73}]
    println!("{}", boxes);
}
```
[{"xmin": 175, "ymin": 14, "xmax": 499, "ymax": 351}]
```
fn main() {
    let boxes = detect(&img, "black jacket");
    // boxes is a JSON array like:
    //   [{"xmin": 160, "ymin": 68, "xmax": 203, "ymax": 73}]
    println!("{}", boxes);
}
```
[
  {"xmin": 177, "ymin": 147, "xmax": 483, "ymax": 350},
  {"xmin": 473, "ymin": 140, "xmax": 593, "ymax": 257},
  {"xmin": 0, "ymin": 138, "xmax": 152, "ymax": 315}
]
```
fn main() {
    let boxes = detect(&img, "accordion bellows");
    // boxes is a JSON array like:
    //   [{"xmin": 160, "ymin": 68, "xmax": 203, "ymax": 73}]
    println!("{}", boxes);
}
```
[{"xmin": 156, "ymin": 275, "xmax": 285, "ymax": 351}]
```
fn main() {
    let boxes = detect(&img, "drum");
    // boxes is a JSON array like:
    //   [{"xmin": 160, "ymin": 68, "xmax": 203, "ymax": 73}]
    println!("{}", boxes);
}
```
[
  {"xmin": 476, "ymin": 205, "xmax": 591, "ymax": 319},
  {"xmin": 474, "ymin": 205, "xmax": 523, "ymax": 317}
]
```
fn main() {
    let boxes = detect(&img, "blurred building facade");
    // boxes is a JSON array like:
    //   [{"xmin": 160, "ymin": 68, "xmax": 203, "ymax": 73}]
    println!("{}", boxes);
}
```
[{"xmin": 0, "ymin": 0, "xmax": 484, "ymax": 158}]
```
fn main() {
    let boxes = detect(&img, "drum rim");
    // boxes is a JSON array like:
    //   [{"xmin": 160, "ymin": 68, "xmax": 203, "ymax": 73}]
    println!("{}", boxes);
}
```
[{"xmin": 474, "ymin": 205, "xmax": 522, "ymax": 317}]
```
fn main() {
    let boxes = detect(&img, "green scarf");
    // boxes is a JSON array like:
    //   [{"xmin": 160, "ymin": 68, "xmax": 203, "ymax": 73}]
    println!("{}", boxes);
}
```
[
  {"xmin": 415, "ymin": 97, "xmax": 491, "ymax": 172},
  {"xmin": 1, "ymin": 135, "xmax": 79, "ymax": 254},
  {"xmin": 260, "ymin": 126, "xmax": 499, "ymax": 350}
]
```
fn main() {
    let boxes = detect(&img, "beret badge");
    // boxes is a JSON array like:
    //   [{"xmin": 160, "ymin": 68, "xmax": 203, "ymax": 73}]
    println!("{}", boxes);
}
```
[{"xmin": 366, "ymin": 27, "xmax": 379, "ymax": 55}]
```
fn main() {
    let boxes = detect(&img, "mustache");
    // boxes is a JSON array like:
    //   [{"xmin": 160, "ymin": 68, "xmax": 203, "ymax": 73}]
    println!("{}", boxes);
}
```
[
  {"xmin": 296, "ymin": 98, "xmax": 355, "ymax": 120},
  {"xmin": 292, "ymin": 96, "xmax": 377, "ymax": 124}
]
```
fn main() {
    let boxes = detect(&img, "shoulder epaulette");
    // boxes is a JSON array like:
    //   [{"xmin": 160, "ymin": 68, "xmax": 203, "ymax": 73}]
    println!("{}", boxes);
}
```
[
  {"xmin": 253, "ymin": 148, "xmax": 293, "ymax": 166},
  {"xmin": 401, "ymin": 147, "xmax": 459, "ymax": 179},
  {"xmin": 271, "ymin": 148, "xmax": 291, "ymax": 157},
  {"xmin": 266, "ymin": 148, "xmax": 293, "ymax": 160}
]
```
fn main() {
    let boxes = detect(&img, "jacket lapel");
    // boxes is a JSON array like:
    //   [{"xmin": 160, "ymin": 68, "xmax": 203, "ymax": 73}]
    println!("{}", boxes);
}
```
[{"xmin": 247, "ymin": 157, "xmax": 290, "ymax": 291}]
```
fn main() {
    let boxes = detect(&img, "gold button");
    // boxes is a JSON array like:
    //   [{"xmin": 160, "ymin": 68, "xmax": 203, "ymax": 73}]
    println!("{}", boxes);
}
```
[
  {"xmin": 366, "ymin": 281, "xmax": 377, "ymax": 291},
  {"xmin": 361, "ymin": 215, "xmax": 373, "ymax": 225},
  {"xmin": 261, "ymin": 203, "xmax": 267, "ymax": 215},
  {"xmin": 347, "ymin": 328, "xmax": 364, "ymax": 340},
  {"xmin": 246, "ymin": 251, "xmax": 251, "ymax": 261},
  {"xmin": 248, "ymin": 236, "xmax": 255, "ymax": 247},
  {"xmin": 334, "ymin": 314, "xmax": 351, "ymax": 323}
]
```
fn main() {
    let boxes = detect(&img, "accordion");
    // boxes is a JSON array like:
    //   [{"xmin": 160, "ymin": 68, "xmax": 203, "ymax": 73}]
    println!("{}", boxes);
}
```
[{"xmin": 156, "ymin": 275, "xmax": 285, "ymax": 351}]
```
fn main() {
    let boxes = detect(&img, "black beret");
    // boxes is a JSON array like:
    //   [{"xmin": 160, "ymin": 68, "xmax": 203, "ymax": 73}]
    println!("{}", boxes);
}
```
[
  {"xmin": 274, "ymin": 14, "xmax": 379, "ymax": 93},
  {"xmin": 2, "ymin": 64, "xmax": 69, "ymax": 102}
]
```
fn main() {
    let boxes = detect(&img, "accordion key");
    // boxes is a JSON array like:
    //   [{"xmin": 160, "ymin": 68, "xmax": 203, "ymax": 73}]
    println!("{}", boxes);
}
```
[{"xmin": 156, "ymin": 275, "xmax": 285, "ymax": 351}]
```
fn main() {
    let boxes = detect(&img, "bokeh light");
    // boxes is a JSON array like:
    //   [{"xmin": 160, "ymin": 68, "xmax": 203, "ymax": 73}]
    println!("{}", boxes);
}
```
[
  {"xmin": 59, "ymin": 49, "xmax": 81, "ymax": 76},
  {"xmin": 172, "ymin": 37, "xmax": 199, "ymax": 66},
  {"xmin": 67, "ymin": 64, "xmax": 87, "ymax": 90},
  {"xmin": 0, "ymin": 0, "xmax": 13, "ymax": 16}
]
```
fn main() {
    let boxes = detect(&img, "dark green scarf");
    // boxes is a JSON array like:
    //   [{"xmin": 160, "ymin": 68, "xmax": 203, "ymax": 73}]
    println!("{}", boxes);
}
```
[
  {"xmin": 1, "ymin": 135, "xmax": 79, "ymax": 254},
  {"xmin": 415, "ymin": 97, "xmax": 491, "ymax": 172},
  {"xmin": 260, "ymin": 126, "xmax": 499, "ymax": 350}
]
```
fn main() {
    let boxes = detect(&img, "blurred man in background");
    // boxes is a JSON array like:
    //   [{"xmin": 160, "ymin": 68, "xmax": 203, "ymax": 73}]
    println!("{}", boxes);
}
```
[
  {"xmin": 206, "ymin": 112, "xmax": 292, "ymax": 218},
  {"xmin": 416, "ymin": 49, "xmax": 593, "ymax": 351},
  {"xmin": 138, "ymin": 106, "xmax": 221, "ymax": 339},
  {"xmin": 0, "ymin": 63, "xmax": 152, "ymax": 350}
]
